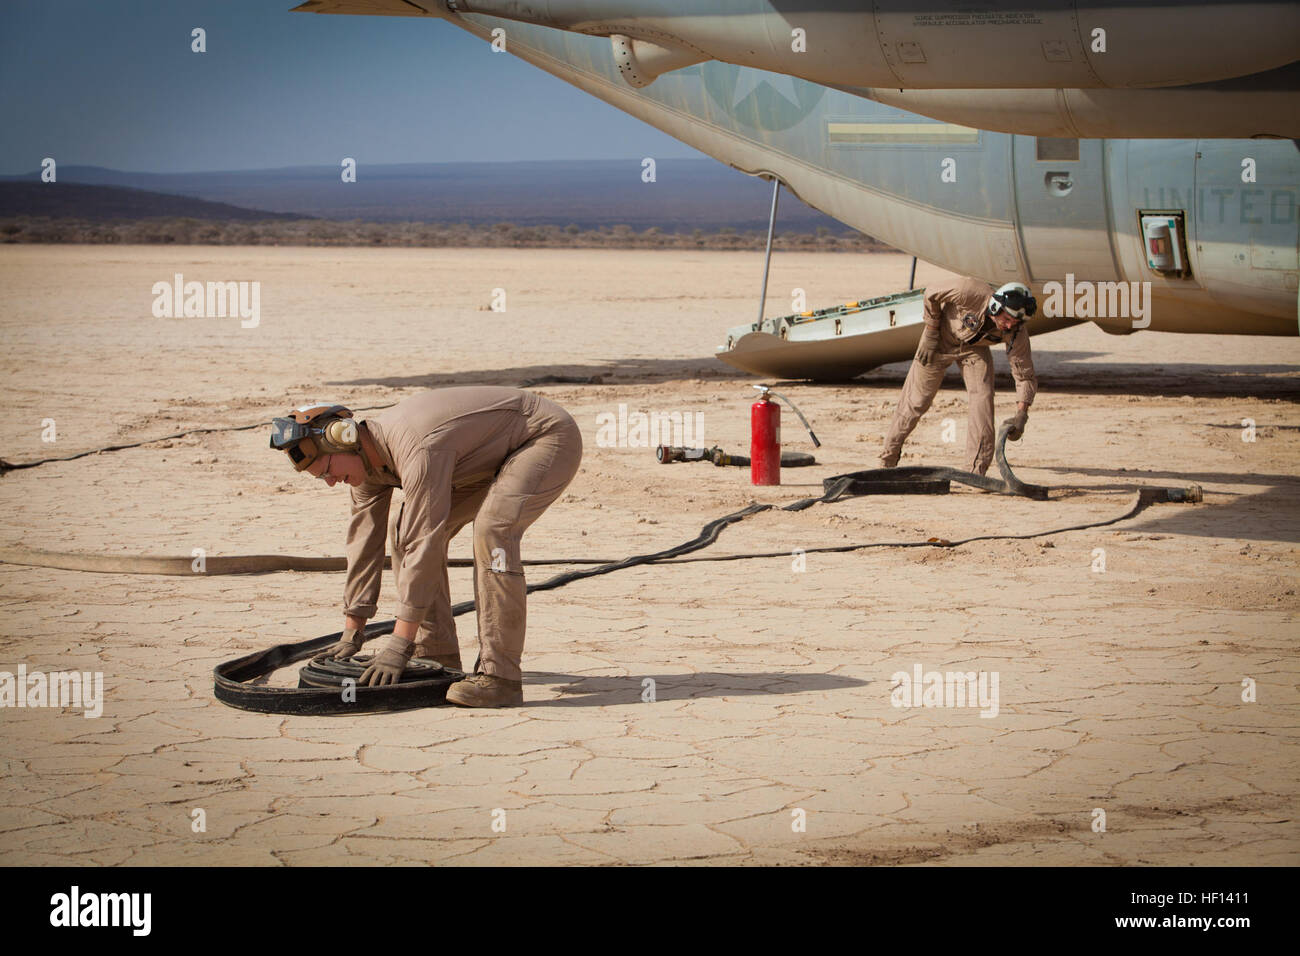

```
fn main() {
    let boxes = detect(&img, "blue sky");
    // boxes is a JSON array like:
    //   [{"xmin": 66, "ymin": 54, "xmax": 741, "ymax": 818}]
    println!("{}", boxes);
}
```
[{"xmin": 0, "ymin": 0, "xmax": 705, "ymax": 174}]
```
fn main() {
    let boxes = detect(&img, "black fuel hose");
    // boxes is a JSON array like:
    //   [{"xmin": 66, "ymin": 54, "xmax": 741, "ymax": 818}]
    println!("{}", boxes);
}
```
[
  {"xmin": 214, "ymin": 427, "xmax": 1200, "ymax": 714},
  {"xmin": 0, "ymin": 402, "xmax": 400, "ymax": 475}
]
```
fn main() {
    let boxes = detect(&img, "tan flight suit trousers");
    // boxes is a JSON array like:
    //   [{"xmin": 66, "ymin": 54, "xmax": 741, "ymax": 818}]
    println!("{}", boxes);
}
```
[
  {"xmin": 389, "ymin": 397, "xmax": 582, "ymax": 681},
  {"xmin": 881, "ymin": 345, "xmax": 998, "ymax": 475}
]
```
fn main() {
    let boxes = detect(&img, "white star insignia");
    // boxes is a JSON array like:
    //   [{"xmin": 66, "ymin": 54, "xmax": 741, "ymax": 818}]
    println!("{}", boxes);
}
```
[{"xmin": 731, "ymin": 69, "xmax": 803, "ymax": 110}]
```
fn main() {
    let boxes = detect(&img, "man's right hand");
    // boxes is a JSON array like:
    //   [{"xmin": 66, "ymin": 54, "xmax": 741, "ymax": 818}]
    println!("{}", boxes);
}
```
[
  {"xmin": 915, "ymin": 326, "xmax": 941, "ymax": 367},
  {"xmin": 324, "ymin": 627, "xmax": 365, "ymax": 660}
]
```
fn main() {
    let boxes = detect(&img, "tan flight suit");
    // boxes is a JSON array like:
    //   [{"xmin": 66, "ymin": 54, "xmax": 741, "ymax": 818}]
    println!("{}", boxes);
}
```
[
  {"xmin": 881, "ymin": 277, "xmax": 1038, "ymax": 475},
  {"xmin": 343, "ymin": 386, "xmax": 583, "ymax": 681}
]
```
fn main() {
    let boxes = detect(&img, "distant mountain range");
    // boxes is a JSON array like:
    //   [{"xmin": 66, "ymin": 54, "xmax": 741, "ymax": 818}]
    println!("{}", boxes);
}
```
[
  {"xmin": 0, "ymin": 160, "xmax": 859, "ymax": 234},
  {"xmin": 0, "ymin": 182, "xmax": 308, "ymax": 222}
]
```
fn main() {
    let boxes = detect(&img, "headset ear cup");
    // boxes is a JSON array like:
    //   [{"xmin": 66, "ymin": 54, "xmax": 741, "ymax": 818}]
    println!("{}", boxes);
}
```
[{"xmin": 325, "ymin": 419, "xmax": 358, "ymax": 450}]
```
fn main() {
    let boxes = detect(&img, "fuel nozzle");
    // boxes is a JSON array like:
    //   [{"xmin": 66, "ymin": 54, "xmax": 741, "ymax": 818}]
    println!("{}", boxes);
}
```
[{"xmin": 655, "ymin": 445, "xmax": 716, "ymax": 464}]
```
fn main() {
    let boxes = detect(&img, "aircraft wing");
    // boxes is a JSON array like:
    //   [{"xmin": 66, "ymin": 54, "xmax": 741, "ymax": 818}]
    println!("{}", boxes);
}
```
[{"xmin": 293, "ymin": 1, "xmax": 1299, "ymax": 138}]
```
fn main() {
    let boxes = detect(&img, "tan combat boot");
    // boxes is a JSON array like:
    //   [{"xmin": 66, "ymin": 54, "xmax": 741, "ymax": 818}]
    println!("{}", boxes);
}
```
[{"xmin": 445, "ymin": 673, "xmax": 523, "ymax": 708}]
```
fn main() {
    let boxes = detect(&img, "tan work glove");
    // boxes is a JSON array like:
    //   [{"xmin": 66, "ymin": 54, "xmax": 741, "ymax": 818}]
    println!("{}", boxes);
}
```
[
  {"xmin": 359, "ymin": 635, "xmax": 414, "ymax": 687},
  {"xmin": 1003, "ymin": 407, "xmax": 1029, "ymax": 441},
  {"xmin": 323, "ymin": 627, "xmax": 365, "ymax": 660},
  {"xmin": 915, "ymin": 325, "xmax": 941, "ymax": 367}
]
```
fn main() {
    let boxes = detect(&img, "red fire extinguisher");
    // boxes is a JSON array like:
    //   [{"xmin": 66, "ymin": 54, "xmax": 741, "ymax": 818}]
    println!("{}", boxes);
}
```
[
  {"xmin": 751, "ymin": 386, "xmax": 781, "ymax": 485},
  {"xmin": 750, "ymin": 385, "xmax": 820, "ymax": 486}
]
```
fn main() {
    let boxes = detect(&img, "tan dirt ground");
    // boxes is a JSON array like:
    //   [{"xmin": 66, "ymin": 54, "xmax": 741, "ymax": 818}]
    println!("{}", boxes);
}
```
[{"xmin": 0, "ymin": 245, "xmax": 1296, "ymax": 866}]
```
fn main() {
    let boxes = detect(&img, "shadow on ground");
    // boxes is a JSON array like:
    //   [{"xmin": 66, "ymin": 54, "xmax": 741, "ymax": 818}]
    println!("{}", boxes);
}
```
[
  {"xmin": 336, "ymin": 352, "xmax": 1298, "ymax": 400},
  {"xmin": 333, "ymin": 358, "xmax": 749, "ymax": 391},
  {"xmin": 849, "ymin": 352, "xmax": 1300, "ymax": 400},
  {"xmin": 1041, "ymin": 465, "xmax": 1300, "ymax": 543},
  {"xmin": 521, "ymin": 670, "xmax": 867, "ymax": 707}
]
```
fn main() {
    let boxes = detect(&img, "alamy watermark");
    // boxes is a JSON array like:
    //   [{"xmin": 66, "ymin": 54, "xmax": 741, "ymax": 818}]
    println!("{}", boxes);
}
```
[
  {"xmin": 1, "ymin": 665, "xmax": 103, "ymax": 718},
  {"xmin": 49, "ymin": 886, "xmax": 150, "ymax": 935},
  {"xmin": 890, "ymin": 663, "xmax": 999, "ymax": 718},
  {"xmin": 595, "ymin": 404, "xmax": 704, "ymax": 448},
  {"xmin": 152, "ymin": 273, "xmax": 260, "ymax": 328},
  {"xmin": 1040, "ymin": 274, "xmax": 1151, "ymax": 329}
]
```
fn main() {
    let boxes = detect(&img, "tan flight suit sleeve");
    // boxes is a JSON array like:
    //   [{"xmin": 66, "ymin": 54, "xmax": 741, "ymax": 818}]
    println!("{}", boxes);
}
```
[
  {"xmin": 1005, "ymin": 326, "xmax": 1038, "ymax": 406},
  {"xmin": 922, "ymin": 285, "xmax": 951, "ymax": 333},
  {"xmin": 343, "ymin": 482, "xmax": 392, "ymax": 619},
  {"xmin": 389, "ymin": 444, "xmax": 456, "ymax": 623}
]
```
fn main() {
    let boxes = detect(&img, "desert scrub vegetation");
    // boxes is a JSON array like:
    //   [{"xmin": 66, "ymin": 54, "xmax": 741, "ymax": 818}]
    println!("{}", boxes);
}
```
[{"xmin": 0, "ymin": 216, "xmax": 892, "ymax": 252}]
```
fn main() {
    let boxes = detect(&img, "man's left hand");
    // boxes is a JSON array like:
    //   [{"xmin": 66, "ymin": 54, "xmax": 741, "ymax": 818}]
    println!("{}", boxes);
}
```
[
  {"xmin": 1003, "ymin": 406, "xmax": 1029, "ymax": 441},
  {"xmin": 358, "ymin": 635, "xmax": 414, "ymax": 686}
]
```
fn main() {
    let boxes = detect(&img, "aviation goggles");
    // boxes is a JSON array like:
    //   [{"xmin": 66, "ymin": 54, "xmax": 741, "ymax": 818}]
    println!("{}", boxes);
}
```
[
  {"xmin": 270, "ymin": 405, "xmax": 358, "ymax": 471},
  {"xmin": 990, "ymin": 285, "xmax": 1037, "ymax": 322}
]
